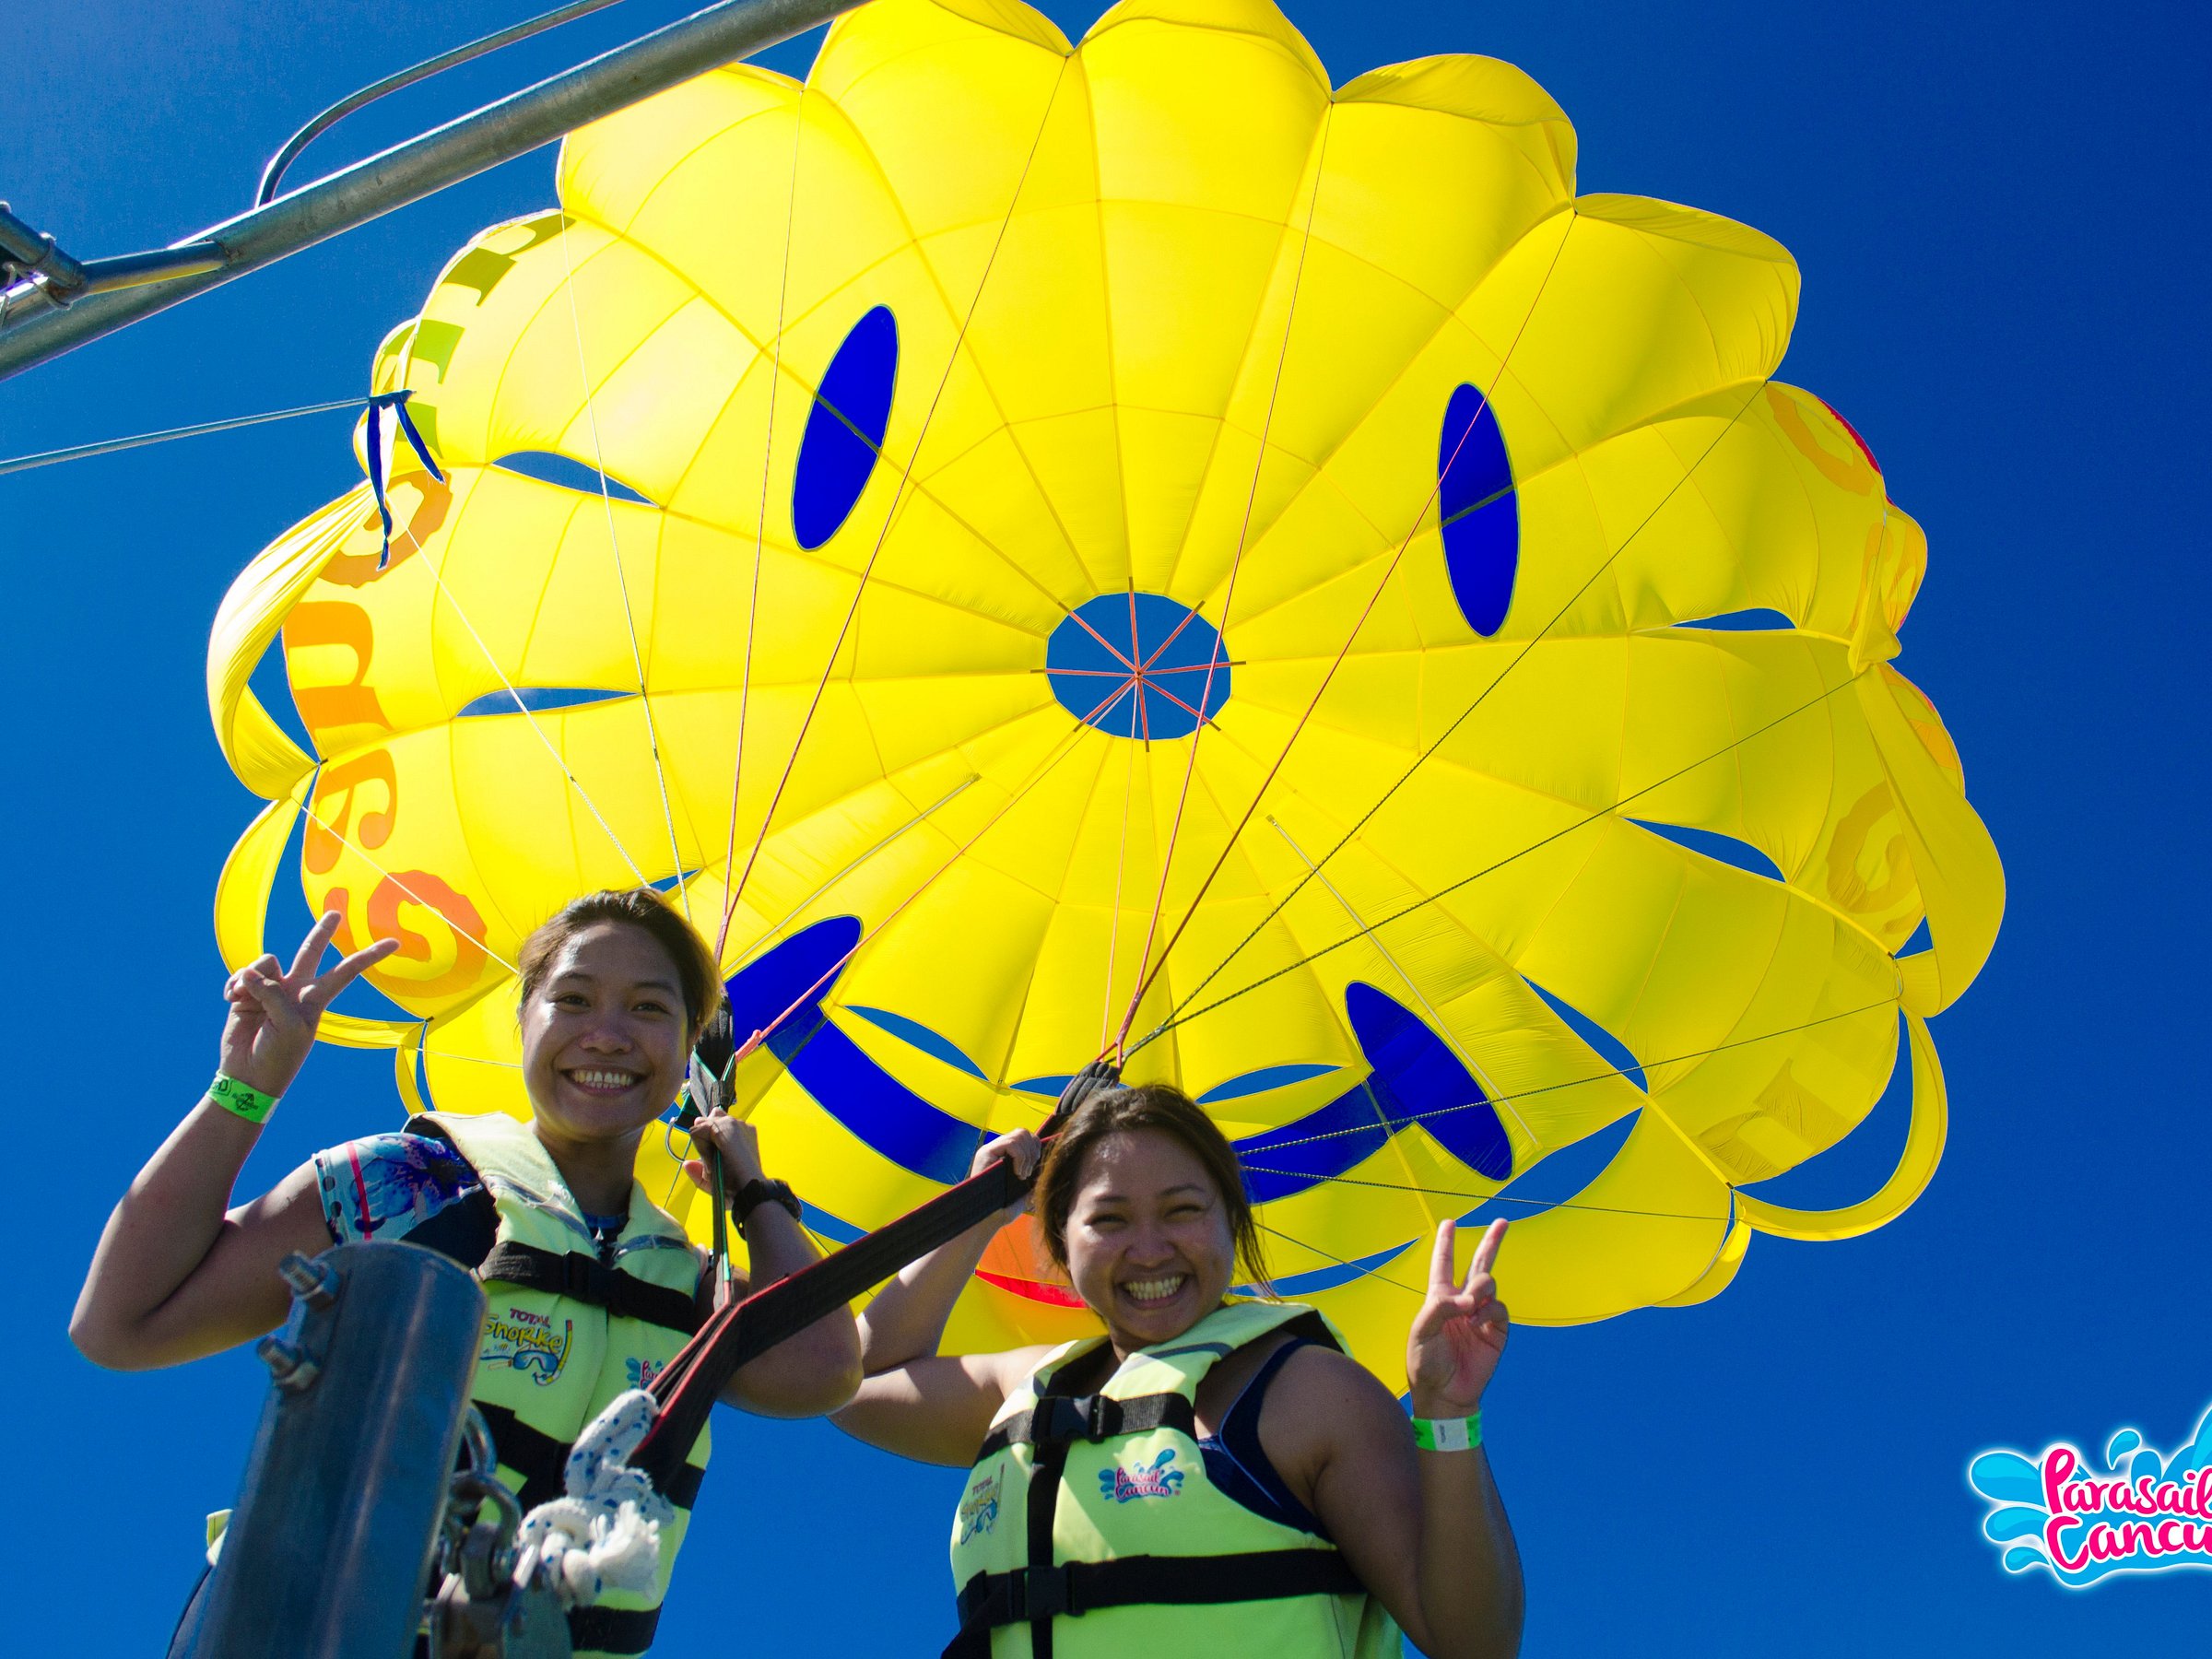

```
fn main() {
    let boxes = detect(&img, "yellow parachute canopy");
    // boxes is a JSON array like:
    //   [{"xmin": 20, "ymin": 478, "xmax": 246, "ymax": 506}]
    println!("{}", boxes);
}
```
[{"xmin": 209, "ymin": 0, "xmax": 2002, "ymax": 1389}]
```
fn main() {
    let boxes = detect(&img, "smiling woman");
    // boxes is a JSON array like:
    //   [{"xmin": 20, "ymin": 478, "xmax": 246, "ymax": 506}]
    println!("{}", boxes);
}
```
[
  {"xmin": 831, "ymin": 1086, "xmax": 1523, "ymax": 1659},
  {"xmin": 67, "ymin": 887, "xmax": 862, "ymax": 1659}
]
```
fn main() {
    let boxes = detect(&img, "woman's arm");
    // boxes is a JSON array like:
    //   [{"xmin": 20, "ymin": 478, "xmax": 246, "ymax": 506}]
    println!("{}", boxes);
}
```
[
  {"xmin": 71, "ymin": 914, "xmax": 394, "ymax": 1369},
  {"xmin": 1296, "ymin": 1219, "xmax": 1523, "ymax": 1659},
  {"xmin": 685, "ymin": 1111, "xmax": 863, "ymax": 1418},
  {"xmin": 830, "ymin": 1129, "xmax": 1046, "ymax": 1465}
]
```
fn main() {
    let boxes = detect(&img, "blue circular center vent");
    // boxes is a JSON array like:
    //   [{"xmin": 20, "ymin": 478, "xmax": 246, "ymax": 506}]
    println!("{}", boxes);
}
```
[{"xmin": 1045, "ymin": 593, "xmax": 1230, "ymax": 740}]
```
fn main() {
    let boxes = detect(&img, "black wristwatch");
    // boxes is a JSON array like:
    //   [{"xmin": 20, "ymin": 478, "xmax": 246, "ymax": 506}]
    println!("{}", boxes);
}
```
[{"xmin": 729, "ymin": 1177, "xmax": 802, "ymax": 1237}]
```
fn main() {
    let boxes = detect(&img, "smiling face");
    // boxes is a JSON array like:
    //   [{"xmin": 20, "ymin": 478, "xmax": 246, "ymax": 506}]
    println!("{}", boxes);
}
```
[
  {"xmin": 1063, "ymin": 1128, "xmax": 1239, "ymax": 1354},
  {"xmin": 519, "ymin": 920, "xmax": 689, "ymax": 1152}
]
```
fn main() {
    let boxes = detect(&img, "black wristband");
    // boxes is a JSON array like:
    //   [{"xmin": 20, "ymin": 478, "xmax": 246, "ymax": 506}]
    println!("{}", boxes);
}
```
[{"xmin": 729, "ymin": 1177, "xmax": 801, "ymax": 1237}]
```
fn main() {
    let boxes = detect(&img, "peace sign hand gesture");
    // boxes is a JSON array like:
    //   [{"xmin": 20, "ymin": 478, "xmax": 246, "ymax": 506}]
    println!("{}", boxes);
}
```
[
  {"xmin": 218, "ymin": 912, "xmax": 397, "ymax": 1101},
  {"xmin": 1406, "ymin": 1218, "xmax": 1510, "ymax": 1419}
]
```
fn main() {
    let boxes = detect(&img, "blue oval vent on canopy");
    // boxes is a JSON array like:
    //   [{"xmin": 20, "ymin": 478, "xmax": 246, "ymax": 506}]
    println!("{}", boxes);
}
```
[
  {"xmin": 1438, "ymin": 382, "xmax": 1518, "ymax": 637},
  {"xmin": 1233, "ymin": 982, "xmax": 1513, "ymax": 1202},
  {"xmin": 794, "ymin": 306, "xmax": 899, "ymax": 550},
  {"xmin": 1045, "ymin": 592, "xmax": 1230, "ymax": 740}
]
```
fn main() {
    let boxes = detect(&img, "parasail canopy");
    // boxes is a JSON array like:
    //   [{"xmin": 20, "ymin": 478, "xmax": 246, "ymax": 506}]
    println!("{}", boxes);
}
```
[{"xmin": 208, "ymin": 0, "xmax": 2003, "ymax": 1389}]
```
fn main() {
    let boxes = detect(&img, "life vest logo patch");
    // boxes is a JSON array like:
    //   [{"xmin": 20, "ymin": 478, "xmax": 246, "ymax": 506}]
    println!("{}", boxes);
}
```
[
  {"xmin": 1100, "ymin": 1449, "xmax": 1186, "ymax": 1502},
  {"xmin": 480, "ymin": 1305, "xmax": 573, "ymax": 1385},
  {"xmin": 626, "ymin": 1356, "xmax": 665, "ymax": 1390},
  {"xmin": 959, "ymin": 1469, "xmax": 1003, "ymax": 1542}
]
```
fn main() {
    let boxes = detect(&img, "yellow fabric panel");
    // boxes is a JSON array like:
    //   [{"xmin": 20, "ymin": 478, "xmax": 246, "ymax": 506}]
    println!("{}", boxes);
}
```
[
  {"xmin": 208, "ymin": 0, "xmax": 2002, "ymax": 1370},
  {"xmin": 1735, "ymin": 1010, "xmax": 1947, "ymax": 1241}
]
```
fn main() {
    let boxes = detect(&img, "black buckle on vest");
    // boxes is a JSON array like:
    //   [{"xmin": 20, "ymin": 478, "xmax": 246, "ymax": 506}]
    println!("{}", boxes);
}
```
[
  {"xmin": 1009, "ymin": 1565, "xmax": 1077, "ymax": 1621},
  {"xmin": 1033, "ymin": 1394, "xmax": 1107, "ymax": 1447}
]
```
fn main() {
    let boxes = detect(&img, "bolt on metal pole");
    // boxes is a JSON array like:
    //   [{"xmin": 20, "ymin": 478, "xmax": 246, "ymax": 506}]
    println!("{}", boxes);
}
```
[{"xmin": 0, "ymin": 0, "xmax": 854, "ymax": 382}]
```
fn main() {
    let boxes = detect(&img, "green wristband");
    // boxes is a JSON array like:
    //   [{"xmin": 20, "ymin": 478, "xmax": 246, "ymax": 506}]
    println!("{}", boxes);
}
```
[
  {"xmin": 207, "ymin": 1073, "xmax": 279, "ymax": 1125},
  {"xmin": 1412, "ymin": 1411, "xmax": 1482, "ymax": 1453}
]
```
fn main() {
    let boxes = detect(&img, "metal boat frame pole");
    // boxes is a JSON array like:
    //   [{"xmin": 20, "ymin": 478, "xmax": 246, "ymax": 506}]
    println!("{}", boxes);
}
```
[{"xmin": 0, "ymin": 0, "xmax": 856, "ymax": 382}]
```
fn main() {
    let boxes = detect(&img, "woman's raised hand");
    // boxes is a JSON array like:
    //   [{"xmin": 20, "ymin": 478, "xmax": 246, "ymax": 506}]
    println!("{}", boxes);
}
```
[
  {"xmin": 1406, "ymin": 1218, "xmax": 1510, "ymax": 1418},
  {"xmin": 970, "ymin": 1128, "xmax": 1041, "ymax": 1226},
  {"xmin": 219, "ymin": 912, "xmax": 397, "ymax": 1100}
]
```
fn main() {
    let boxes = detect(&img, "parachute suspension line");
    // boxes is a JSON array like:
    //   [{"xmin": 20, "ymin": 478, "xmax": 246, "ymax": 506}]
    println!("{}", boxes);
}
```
[
  {"xmin": 1140, "ymin": 363, "xmax": 1774, "ymax": 1045},
  {"xmin": 1100, "ymin": 730, "xmax": 1139, "ymax": 1053},
  {"xmin": 1265, "ymin": 817, "xmax": 1535, "ymax": 1149},
  {"xmin": 722, "ymin": 57, "xmax": 1074, "ymax": 928},
  {"xmin": 725, "ymin": 772, "xmax": 980, "ymax": 969},
  {"xmin": 1233, "ymin": 998, "xmax": 1897, "ymax": 1160},
  {"xmin": 719, "ymin": 681, "xmax": 1125, "ymax": 1060},
  {"xmin": 1134, "ymin": 666, "xmax": 1876, "ymax": 1053},
  {"xmin": 297, "ymin": 792, "xmax": 524, "ymax": 975},
  {"xmin": 1111, "ymin": 216, "xmax": 1583, "ymax": 1052},
  {"xmin": 1252, "ymin": 1218, "xmax": 1425, "ymax": 1300},
  {"xmin": 713, "ymin": 89, "xmax": 809, "ymax": 964},
  {"xmin": 391, "ymin": 520, "xmax": 654, "ymax": 887},
  {"xmin": 554, "ymin": 210, "xmax": 693, "ymax": 922},
  {"xmin": 1109, "ymin": 112, "xmax": 1336, "ymax": 1061}
]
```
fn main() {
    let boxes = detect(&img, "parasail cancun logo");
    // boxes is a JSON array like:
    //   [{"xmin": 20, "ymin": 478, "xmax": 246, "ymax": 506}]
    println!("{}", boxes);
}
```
[{"xmin": 1968, "ymin": 1404, "xmax": 2212, "ymax": 1585}]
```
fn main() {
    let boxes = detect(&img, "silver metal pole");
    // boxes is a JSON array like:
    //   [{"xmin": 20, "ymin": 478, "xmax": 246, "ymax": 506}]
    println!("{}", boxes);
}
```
[
  {"xmin": 180, "ymin": 1243, "xmax": 488, "ymax": 1659},
  {"xmin": 0, "ymin": 0, "xmax": 853, "ymax": 382}
]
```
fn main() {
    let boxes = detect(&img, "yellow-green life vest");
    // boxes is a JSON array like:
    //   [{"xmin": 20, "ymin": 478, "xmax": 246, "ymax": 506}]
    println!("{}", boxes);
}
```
[
  {"xmin": 420, "ymin": 1111, "xmax": 710, "ymax": 1659},
  {"xmin": 946, "ymin": 1300, "xmax": 1400, "ymax": 1659}
]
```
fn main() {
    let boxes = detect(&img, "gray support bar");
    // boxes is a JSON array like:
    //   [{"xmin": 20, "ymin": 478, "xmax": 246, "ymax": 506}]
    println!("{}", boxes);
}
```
[
  {"xmin": 182, "ymin": 1243, "xmax": 488, "ymax": 1659},
  {"xmin": 0, "ymin": 0, "xmax": 853, "ymax": 382}
]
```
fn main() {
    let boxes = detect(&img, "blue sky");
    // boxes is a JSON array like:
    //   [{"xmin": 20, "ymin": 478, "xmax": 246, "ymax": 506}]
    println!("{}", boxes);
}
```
[{"xmin": 6, "ymin": 0, "xmax": 2206, "ymax": 1653}]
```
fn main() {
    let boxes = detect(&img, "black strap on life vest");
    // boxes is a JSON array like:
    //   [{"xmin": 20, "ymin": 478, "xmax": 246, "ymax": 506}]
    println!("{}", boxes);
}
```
[
  {"xmin": 471, "ymin": 1401, "xmax": 705, "ymax": 1512},
  {"xmin": 943, "ymin": 1548, "xmax": 1367, "ymax": 1655},
  {"xmin": 477, "ymin": 1241, "xmax": 704, "ymax": 1335},
  {"xmin": 567, "ymin": 1602, "xmax": 660, "ymax": 1656},
  {"xmin": 973, "ymin": 1390, "xmax": 1196, "ymax": 1462}
]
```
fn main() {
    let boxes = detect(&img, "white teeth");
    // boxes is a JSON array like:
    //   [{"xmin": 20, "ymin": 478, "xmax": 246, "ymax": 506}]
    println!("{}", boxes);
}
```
[
  {"xmin": 1124, "ymin": 1276, "xmax": 1185, "ymax": 1302},
  {"xmin": 571, "ymin": 1069, "xmax": 639, "ymax": 1089}
]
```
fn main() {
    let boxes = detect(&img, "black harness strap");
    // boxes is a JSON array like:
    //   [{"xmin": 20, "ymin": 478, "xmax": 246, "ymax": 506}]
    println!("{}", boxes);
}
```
[
  {"xmin": 567, "ymin": 1602, "xmax": 660, "ymax": 1656},
  {"xmin": 973, "ymin": 1391, "xmax": 1195, "ymax": 1463},
  {"xmin": 478, "ymin": 1241, "xmax": 703, "ymax": 1335},
  {"xmin": 473, "ymin": 1401, "xmax": 705, "ymax": 1513},
  {"xmin": 951, "ymin": 1547, "xmax": 1366, "ymax": 1638}
]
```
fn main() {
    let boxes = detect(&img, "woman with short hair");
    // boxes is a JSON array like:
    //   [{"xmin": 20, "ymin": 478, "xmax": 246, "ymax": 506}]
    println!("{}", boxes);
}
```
[
  {"xmin": 73, "ymin": 888, "xmax": 861, "ymax": 1657},
  {"xmin": 835, "ymin": 1082, "xmax": 1523, "ymax": 1659}
]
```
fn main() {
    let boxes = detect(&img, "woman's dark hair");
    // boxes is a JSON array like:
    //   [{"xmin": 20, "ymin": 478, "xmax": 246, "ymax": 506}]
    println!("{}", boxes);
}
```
[
  {"xmin": 515, "ymin": 888, "xmax": 724, "ymax": 1044},
  {"xmin": 1033, "ymin": 1083, "xmax": 1273, "ymax": 1296}
]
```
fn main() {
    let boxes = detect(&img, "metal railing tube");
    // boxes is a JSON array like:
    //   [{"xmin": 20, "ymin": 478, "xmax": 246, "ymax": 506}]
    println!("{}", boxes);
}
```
[
  {"xmin": 0, "ymin": 0, "xmax": 853, "ymax": 381},
  {"xmin": 178, "ymin": 1242, "xmax": 489, "ymax": 1659}
]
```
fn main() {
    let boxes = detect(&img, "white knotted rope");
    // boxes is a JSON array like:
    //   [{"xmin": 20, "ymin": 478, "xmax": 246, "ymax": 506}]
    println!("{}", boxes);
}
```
[{"xmin": 510, "ymin": 1389, "xmax": 672, "ymax": 1608}]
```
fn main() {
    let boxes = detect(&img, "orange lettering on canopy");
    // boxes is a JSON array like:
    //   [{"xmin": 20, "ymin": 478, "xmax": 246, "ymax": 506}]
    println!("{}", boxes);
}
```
[
  {"xmin": 287, "ymin": 602, "xmax": 392, "ymax": 735},
  {"xmin": 304, "ymin": 750, "xmax": 398, "ymax": 876},
  {"xmin": 367, "ymin": 871, "xmax": 491, "ymax": 1003},
  {"xmin": 322, "ymin": 471, "xmax": 451, "ymax": 587}
]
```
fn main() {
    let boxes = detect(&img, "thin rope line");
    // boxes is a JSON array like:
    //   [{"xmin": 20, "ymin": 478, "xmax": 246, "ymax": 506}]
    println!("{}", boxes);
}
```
[
  {"xmin": 1253, "ymin": 1219, "xmax": 1425, "ymax": 1300},
  {"xmin": 722, "ymin": 772, "xmax": 978, "ymax": 969},
  {"xmin": 1253, "ymin": 1170, "xmax": 1725, "ymax": 1227},
  {"xmin": 555, "ymin": 211, "xmax": 691, "ymax": 919},
  {"xmin": 1141, "ymin": 370, "xmax": 1777, "ymax": 1043},
  {"xmin": 388, "ymin": 501, "xmax": 652, "ymax": 886},
  {"xmin": 714, "ymin": 90, "xmax": 810, "ymax": 963},
  {"xmin": 1100, "ymin": 735, "xmax": 1138, "ymax": 1052},
  {"xmin": 1227, "ymin": 999, "xmax": 1894, "ymax": 1159},
  {"xmin": 1135, "ymin": 665, "xmax": 1873, "ymax": 1051},
  {"xmin": 1266, "ymin": 816, "xmax": 1535, "ymax": 1147},
  {"xmin": 1112, "ymin": 114, "xmax": 1335, "ymax": 1059},
  {"xmin": 724, "ymin": 685, "xmax": 1122, "ymax": 1056},
  {"xmin": 0, "ymin": 397, "xmax": 359, "ymax": 476},
  {"xmin": 1113, "ymin": 218, "xmax": 1582, "ymax": 1041},
  {"xmin": 723, "ymin": 59, "xmax": 1073, "ymax": 929}
]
